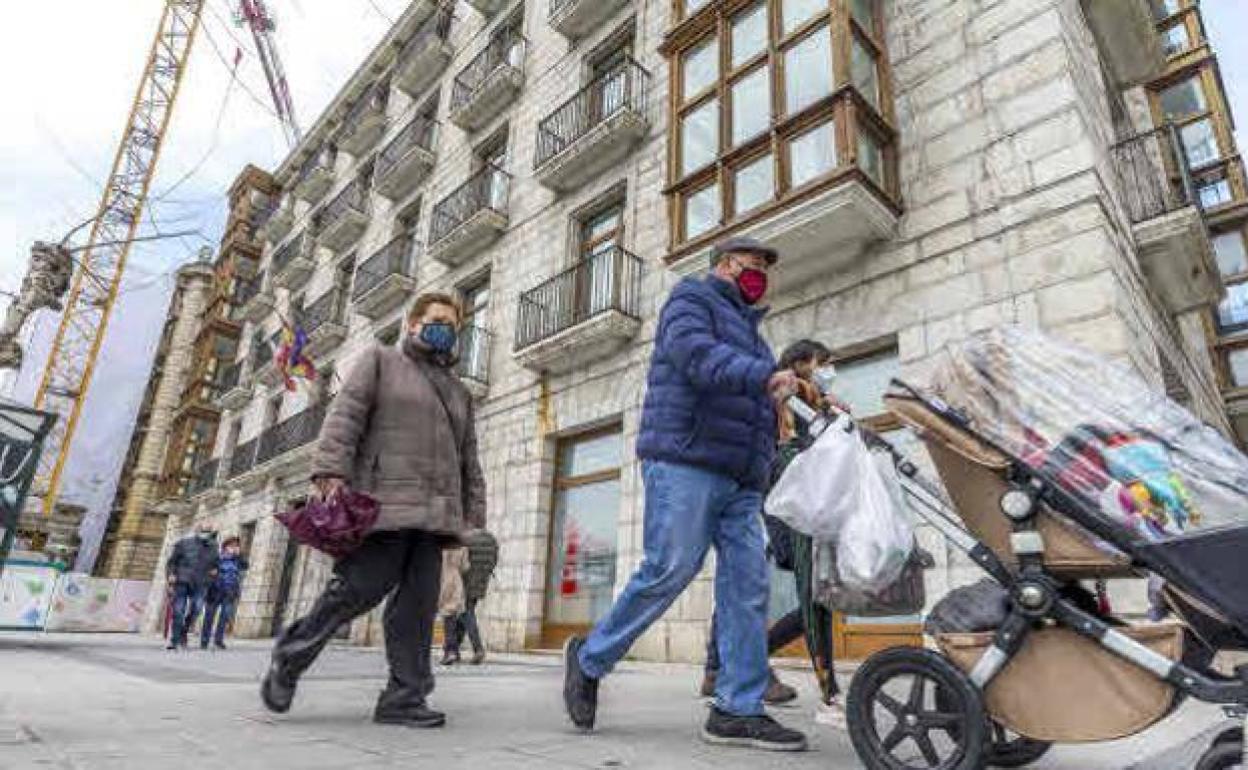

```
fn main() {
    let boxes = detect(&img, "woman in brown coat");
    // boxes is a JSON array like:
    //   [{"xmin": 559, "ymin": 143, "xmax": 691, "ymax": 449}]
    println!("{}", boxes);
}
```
[{"xmin": 261, "ymin": 292, "xmax": 486, "ymax": 728}]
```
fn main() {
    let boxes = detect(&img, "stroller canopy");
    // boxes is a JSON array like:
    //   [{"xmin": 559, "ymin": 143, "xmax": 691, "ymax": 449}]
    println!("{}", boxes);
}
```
[{"xmin": 921, "ymin": 326, "xmax": 1248, "ymax": 633}]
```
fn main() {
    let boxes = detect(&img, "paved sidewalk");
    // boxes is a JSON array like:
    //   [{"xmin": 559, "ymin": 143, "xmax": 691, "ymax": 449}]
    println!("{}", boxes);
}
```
[{"xmin": 0, "ymin": 632, "xmax": 1231, "ymax": 769}]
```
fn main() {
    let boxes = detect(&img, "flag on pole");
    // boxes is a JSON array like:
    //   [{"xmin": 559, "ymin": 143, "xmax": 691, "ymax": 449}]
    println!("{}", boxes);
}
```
[{"xmin": 275, "ymin": 323, "xmax": 316, "ymax": 392}]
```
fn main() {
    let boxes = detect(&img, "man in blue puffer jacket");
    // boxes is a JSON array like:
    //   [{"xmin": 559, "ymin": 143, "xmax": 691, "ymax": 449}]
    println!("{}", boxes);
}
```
[{"xmin": 563, "ymin": 237, "xmax": 806, "ymax": 752}]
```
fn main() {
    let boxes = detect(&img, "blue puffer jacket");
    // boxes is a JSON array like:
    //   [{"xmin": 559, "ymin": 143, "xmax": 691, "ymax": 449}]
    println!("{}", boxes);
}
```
[{"xmin": 636, "ymin": 276, "xmax": 777, "ymax": 490}]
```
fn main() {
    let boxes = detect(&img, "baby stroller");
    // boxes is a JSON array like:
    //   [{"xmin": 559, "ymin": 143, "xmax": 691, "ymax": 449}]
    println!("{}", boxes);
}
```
[{"xmin": 825, "ymin": 328, "xmax": 1248, "ymax": 770}]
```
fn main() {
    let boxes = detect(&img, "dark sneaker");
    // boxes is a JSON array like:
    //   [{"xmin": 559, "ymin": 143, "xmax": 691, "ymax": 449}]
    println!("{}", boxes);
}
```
[
  {"xmin": 562, "ymin": 636, "xmax": 599, "ymax": 731},
  {"xmin": 260, "ymin": 663, "xmax": 297, "ymax": 714},
  {"xmin": 764, "ymin": 669, "xmax": 798, "ymax": 706},
  {"xmin": 166, "ymin": 642, "xmax": 177, "ymax": 651},
  {"xmin": 439, "ymin": 651, "xmax": 460, "ymax": 666},
  {"xmin": 700, "ymin": 670, "xmax": 717, "ymax": 699},
  {"xmin": 200, "ymin": 640, "xmax": 209, "ymax": 650},
  {"xmin": 374, "ymin": 702, "xmax": 446, "ymax": 728},
  {"xmin": 214, "ymin": 641, "xmax": 227, "ymax": 650},
  {"xmin": 701, "ymin": 707, "xmax": 808, "ymax": 752},
  {"xmin": 470, "ymin": 650, "xmax": 486, "ymax": 666}
]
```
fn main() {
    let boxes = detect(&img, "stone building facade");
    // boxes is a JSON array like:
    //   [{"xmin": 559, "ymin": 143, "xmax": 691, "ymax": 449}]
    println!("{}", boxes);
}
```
[{"xmin": 142, "ymin": 0, "xmax": 1239, "ymax": 661}]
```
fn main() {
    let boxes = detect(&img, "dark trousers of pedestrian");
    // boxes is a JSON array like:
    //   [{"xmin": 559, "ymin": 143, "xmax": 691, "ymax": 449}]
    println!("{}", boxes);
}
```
[
  {"xmin": 170, "ymin": 582, "xmax": 204, "ymax": 648},
  {"xmin": 201, "ymin": 595, "xmax": 238, "ymax": 647},
  {"xmin": 271, "ymin": 530, "xmax": 442, "ymax": 705},
  {"xmin": 444, "ymin": 597, "xmax": 483, "ymax": 655}
]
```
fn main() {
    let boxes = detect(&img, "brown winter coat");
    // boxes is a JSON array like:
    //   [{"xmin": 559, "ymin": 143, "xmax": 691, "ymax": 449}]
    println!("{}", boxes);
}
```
[{"xmin": 311, "ymin": 340, "xmax": 486, "ymax": 534}]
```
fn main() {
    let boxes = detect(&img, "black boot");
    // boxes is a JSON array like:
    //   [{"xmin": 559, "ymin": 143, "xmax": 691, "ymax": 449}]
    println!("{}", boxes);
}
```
[
  {"xmin": 702, "ymin": 707, "xmax": 808, "ymax": 752},
  {"xmin": 260, "ymin": 662, "xmax": 298, "ymax": 714},
  {"xmin": 373, "ymin": 686, "xmax": 446, "ymax": 728},
  {"xmin": 562, "ymin": 636, "xmax": 599, "ymax": 731}
]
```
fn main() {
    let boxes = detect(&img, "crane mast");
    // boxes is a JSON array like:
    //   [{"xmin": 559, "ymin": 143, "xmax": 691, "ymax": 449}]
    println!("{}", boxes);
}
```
[
  {"xmin": 30, "ymin": 0, "xmax": 206, "ymax": 515},
  {"xmin": 237, "ymin": 0, "xmax": 301, "ymax": 147}
]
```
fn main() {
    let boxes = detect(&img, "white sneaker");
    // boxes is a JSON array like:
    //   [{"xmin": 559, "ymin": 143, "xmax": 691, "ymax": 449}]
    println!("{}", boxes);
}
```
[{"xmin": 815, "ymin": 698, "xmax": 848, "ymax": 730}]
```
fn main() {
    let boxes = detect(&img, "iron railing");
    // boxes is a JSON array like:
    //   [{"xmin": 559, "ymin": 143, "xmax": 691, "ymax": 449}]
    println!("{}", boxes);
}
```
[
  {"xmin": 547, "ymin": 0, "xmax": 579, "ymax": 17},
  {"xmin": 1110, "ymin": 123, "xmax": 1198, "ymax": 225},
  {"xmin": 256, "ymin": 406, "xmax": 327, "ymax": 466},
  {"xmin": 516, "ymin": 246, "xmax": 642, "ymax": 349},
  {"xmin": 188, "ymin": 458, "xmax": 220, "ymax": 496},
  {"xmin": 457, "ymin": 324, "xmax": 491, "ymax": 384},
  {"xmin": 340, "ymin": 80, "xmax": 388, "ymax": 134},
  {"xmin": 535, "ymin": 58, "xmax": 649, "ymax": 167},
  {"xmin": 451, "ymin": 27, "xmax": 526, "ymax": 112},
  {"xmin": 430, "ymin": 165, "xmax": 511, "ymax": 244},
  {"xmin": 234, "ymin": 273, "xmax": 263, "ymax": 306},
  {"xmin": 321, "ymin": 177, "xmax": 370, "ymax": 231},
  {"xmin": 399, "ymin": 3, "xmax": 454, "ymax": 65},
  {"xmin": 376, "ymin": 116, "xmax": 439, "ymax": 182},
  {"xmin": 354, "ymin": 235, "xmax": 417, "ymax": 302},
  {"xmin": 217, "ymin": 360, "xmax": 242, "ymax": 393},
  {"xmin": 295, "ymin": 145, "xmax": 336, "ymax": 188},
  {"xmin": 272, "ymin": 233, "xmax": 308, "ymax": 275},
  {"xmin": 300, "ymin": 289, "xmax": 345, "ymax": 336},
  {"xmin": 227, "ymin": 438, "xmax": 259, "ymax": 479}
]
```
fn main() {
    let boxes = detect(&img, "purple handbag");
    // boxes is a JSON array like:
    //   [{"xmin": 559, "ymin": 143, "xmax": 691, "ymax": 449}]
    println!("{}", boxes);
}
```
[{"xmin": 276, "ymin": 489, "xmax": 380, "ymax": 559}]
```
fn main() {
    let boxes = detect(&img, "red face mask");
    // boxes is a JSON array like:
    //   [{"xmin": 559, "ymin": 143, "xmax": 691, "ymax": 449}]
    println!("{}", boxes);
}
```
[{"xmin": 736, "ymin": 267, "xmax": 768, "ymax": 305}]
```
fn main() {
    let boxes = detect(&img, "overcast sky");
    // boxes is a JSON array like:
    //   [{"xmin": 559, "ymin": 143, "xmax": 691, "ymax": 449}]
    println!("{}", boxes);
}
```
[{"xmin": 1, "ymin": 0, "xmax": 1245, "ymax": 572}]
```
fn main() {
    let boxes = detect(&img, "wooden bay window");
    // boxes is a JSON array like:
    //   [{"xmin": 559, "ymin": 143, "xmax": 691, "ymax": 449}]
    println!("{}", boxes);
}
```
[{"xmin": 663, "ymin": 0, "xmax": 899, "ymax": 255}]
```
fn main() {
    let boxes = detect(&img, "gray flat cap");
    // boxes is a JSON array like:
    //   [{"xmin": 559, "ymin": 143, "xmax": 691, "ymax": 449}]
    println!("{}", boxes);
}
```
[{"xmin": 710, "ymin": 236, "xmax": 779, "ymax": 266}]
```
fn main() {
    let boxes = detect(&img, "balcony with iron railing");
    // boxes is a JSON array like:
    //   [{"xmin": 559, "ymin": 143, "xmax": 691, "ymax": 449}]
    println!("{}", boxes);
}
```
[
  {"xmin": 216, "ymin": 359, "xmax": 252, "ymax": 411},
  {"xmin": 318, "ymin": 178, "xmax": 371, "ymax": 254},
  {"xmin": 515, "ymin": 246, "xmax": 642, "ymax": 373},
  {"xmin": 548, "ymin": 0, "xmax": 630, "ymax": 40},
  {"xmin": 428, "ymin": 165, "xmax": 510, "ymax": 266},
  {"xmin": 535, "ymin": 58, "xmax": 649, "ymax": 192},
  {"xmin": 236, "ymin": 271, "xmax": 276, "ymax": 323},
  {"xmin": 299, "ymin": 289, "xmax": 348, "ymax": 358},
  {"xmin": 353, "ymin": 234, "xmax": 418, "ymax": 319},
  {"xmin": 226, "ymin": 438, "xmax": 259, "ymax": 481},
  {"xmin": 253, "ymin": 336, "xmax": 284, "ymax": 389},
  {"xmin": 257, "ymin": 195, "xmax": 296, "ymax": 243},
  {"xmin": 396, "ymin": 4, "xmax": 455, "ymax": 97},
  {"xmin": 188, "ymin": 458, "xmax": 220, "ymax": 497},
  {"xmin": 337, "ymin": 80, "xmax": 390, "ymax": 157},
  {"xmin": 449, "ymin": 29, "xmax": 526, "ymax": 132},
  {"xmin": 292, "ymin": 146, "xmax": 337, "ymax": 204},
  {"xmin": 375, "ymin": 116, "xmax": 438, "ymax": 200},
  {"xmin": 1111, "ymin": 123, "xmax": 1220, "ymax": 314},
  {"xmin": 456, "ymin": 324, "xmax": 491, "ymax": 397},
  {"xmin": 271, "ymin": 231, "xmax": 317, "ymax": 291},
  {"xmin": 255, "ymin": 406, "xmax": 327, "ymax": 472}
]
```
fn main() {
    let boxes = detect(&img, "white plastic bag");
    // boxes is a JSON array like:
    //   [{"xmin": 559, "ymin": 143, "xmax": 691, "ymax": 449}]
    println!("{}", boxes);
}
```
[
  {"xmin": 765, "ymin": 419, "xmax": 914, "ymax": 592},
  {"xmin": 765, "ymin": 414, "xmax": 862, "ymax": 541},
  {"xmin": 836, "ymin": 448, "xmax": 913, "ymax": 592}
]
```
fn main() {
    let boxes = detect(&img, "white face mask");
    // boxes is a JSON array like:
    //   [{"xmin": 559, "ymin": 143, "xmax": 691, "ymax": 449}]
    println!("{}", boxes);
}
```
[{"xmin": 812, "ymin": 364, "xmax": 837, "ymax": 395}]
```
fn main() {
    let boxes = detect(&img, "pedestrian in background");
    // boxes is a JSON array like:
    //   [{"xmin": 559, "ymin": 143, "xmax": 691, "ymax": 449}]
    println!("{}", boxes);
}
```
[
  {"xmin": 562, "ymin": 237, "xmax": 808, "ymax": 752},
  {"xmin": 452, "ymin": 528, "xmax": 498, "ymax": 665},
  {"xmin": 164, "ymin": 522, "xmax": 219, "ymax": 651},
  {"xmin": 200, "ymin": 535, "xmax": 248, "ymax": 650},
  {"xmin": 439, "ymin": 546, "xmax": 468, "ymax": 666},
  {"xmin": 260, "ymin": 293, "xmax": 486, "ymax": 729}
]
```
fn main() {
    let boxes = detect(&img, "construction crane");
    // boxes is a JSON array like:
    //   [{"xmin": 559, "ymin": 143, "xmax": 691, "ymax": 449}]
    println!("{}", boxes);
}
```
[
  {"xmin": 28, "ymin": 1, "xmax": 207, "ymax": 516},
  {"xmin": 236, "ymin": 0, "xmax": 301, "ymax": 147}
]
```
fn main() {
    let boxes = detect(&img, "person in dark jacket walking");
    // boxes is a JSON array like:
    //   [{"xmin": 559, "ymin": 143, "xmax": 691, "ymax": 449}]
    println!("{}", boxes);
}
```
[
  {"xmin": 562, "ymin": 237, "xmax": 808, "ymax": 752},
  {"xmin": 165, "ymin": 522, "xmax": 220, "ymax": 650},
  {"xmin": 444, "ymin": 528, "xmax": 498, "ymax": 665},
  {"xmin": 260, "ymin": 292, "xmax": 486, "ymax": 729},
  {"xmin": 201, "ymin": 536, "xmax": 248, "ymax": 650}
]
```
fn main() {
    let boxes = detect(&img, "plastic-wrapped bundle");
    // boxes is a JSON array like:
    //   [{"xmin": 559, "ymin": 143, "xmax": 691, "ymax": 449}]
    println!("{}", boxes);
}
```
[{"xmin": 926, "ymin": 326, "xmax": 1248, "ymax": 542}]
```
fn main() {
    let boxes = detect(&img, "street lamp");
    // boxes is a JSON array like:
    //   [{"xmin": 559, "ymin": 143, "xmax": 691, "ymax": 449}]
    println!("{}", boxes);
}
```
[{"xmin": 0, "ymin": 397, "xmax": 56, "ymax": 581}]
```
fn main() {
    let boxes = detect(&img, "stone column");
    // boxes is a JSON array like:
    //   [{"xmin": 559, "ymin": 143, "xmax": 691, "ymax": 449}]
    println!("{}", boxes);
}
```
[{"xmin": 105, "ymin": 256, "xmax": 215, "ymax": 579}]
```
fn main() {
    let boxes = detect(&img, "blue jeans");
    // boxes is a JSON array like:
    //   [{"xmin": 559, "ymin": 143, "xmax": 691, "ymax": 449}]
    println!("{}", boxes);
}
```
[
  {"xmin": 201, "ymin": 595, "xmax": 238, "ymax": 646},
  {"xmin": 579, "ymin": 460, "xmax": 769, "ymax": 716},
  {"xmin": 170, "ymin": 583, "xmax": 204, "ymax": 647}
]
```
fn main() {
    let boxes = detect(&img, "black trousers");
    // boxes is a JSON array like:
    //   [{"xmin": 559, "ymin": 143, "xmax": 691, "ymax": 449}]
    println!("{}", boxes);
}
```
[
  {"xmin": 272, "ymin": 530, "xmax": 442, "ymax": 702},
  {"xmin": 444, "ymin": 597, "xmax": 484, "ymax": 655}
]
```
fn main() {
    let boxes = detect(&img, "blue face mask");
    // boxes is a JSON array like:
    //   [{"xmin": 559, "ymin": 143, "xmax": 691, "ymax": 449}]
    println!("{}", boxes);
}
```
[{"xmin": 419, "ymin": 322, "xmax": 457, "ymax": 354}]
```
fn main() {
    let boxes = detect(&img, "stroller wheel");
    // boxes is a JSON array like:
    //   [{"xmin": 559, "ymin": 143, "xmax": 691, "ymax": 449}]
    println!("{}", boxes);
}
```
[
  {"xmin": 848, "ymin": 647, "xmax": 988, "ymax": 770},
  {"xmin": 985, "ymin": 722, "xmax": 1052, "ymax": 768},
  {"xmin": 1196, "ymin": 740, "xmax": 1244, "ymax": 770}
]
